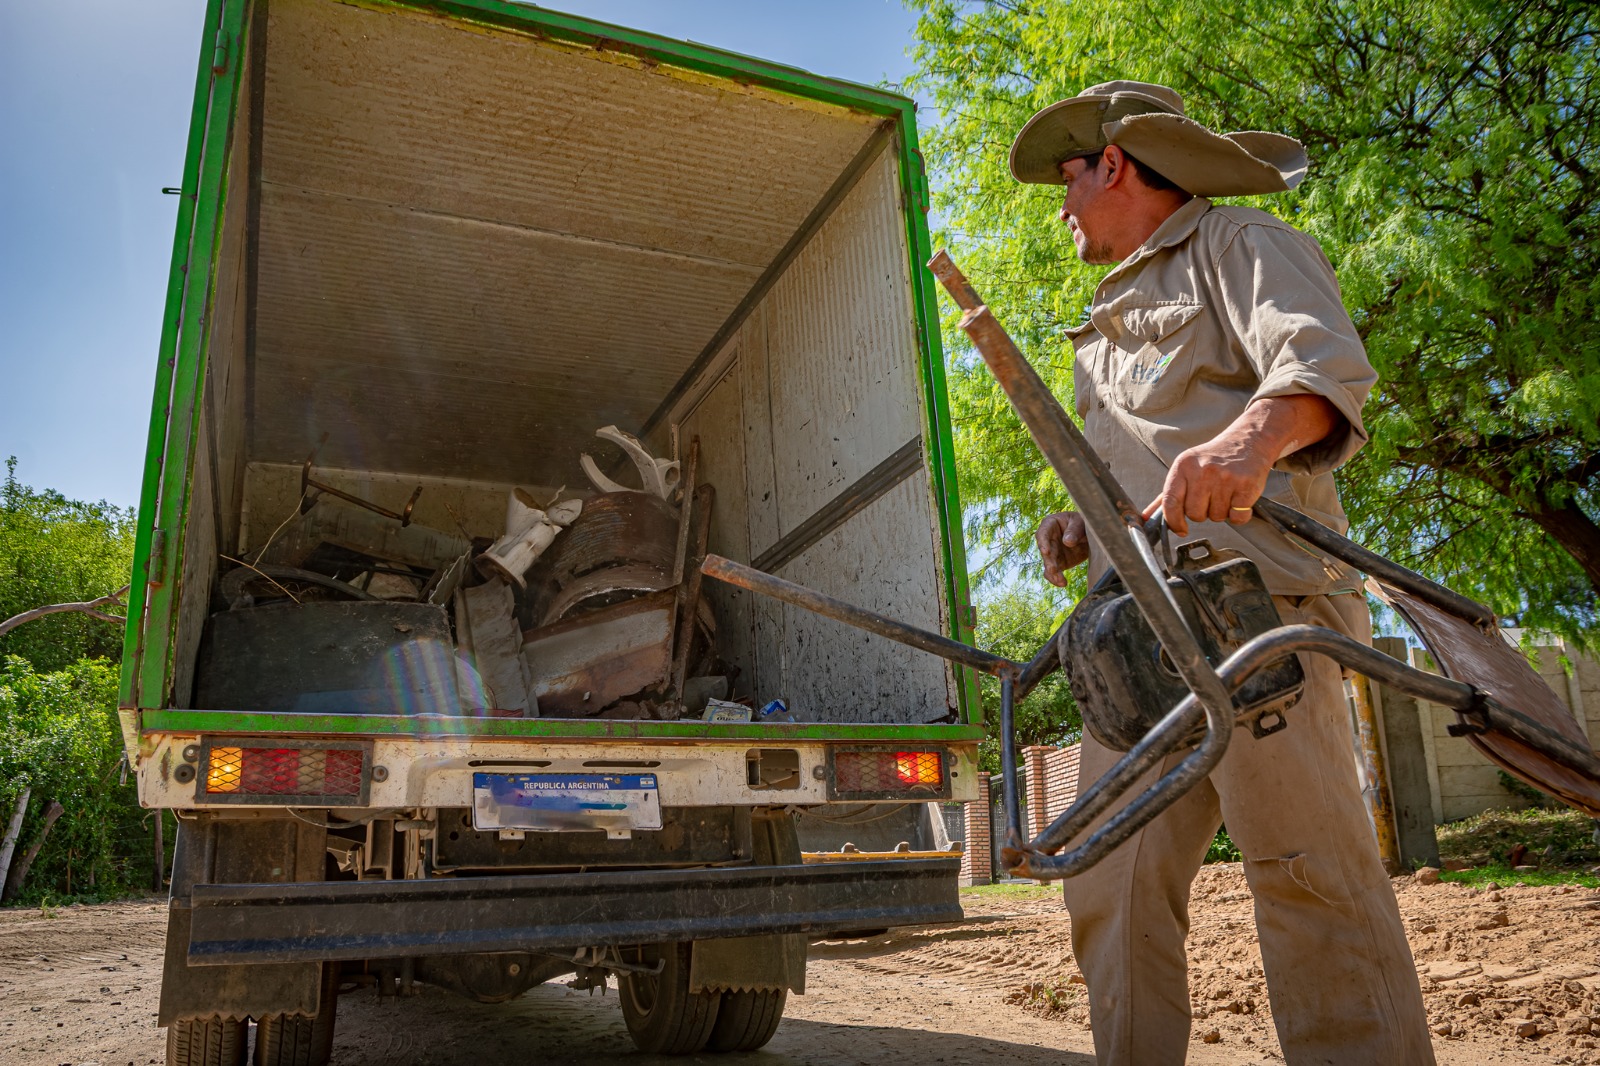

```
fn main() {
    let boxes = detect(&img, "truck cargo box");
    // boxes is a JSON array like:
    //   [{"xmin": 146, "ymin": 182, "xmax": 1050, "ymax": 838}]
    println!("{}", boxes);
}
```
[{"xmin": 123, "ymin": 0, "xmax": 978, "ymax": 755}]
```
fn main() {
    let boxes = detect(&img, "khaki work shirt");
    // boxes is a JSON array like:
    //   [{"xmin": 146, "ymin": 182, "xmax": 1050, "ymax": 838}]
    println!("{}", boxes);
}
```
[{"xmin": 1070, "ymin": 197, "xmax": 1377, "ymax": 596}]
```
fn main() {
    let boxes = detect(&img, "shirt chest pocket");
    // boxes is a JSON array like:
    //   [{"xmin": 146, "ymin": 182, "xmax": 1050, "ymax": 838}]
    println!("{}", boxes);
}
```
[{"xmin": 1111, "ymin": 301, "xmax": 1205, "ymax": 415}]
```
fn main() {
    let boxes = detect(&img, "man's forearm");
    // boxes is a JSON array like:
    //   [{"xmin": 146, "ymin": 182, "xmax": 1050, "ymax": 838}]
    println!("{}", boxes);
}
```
[
  {"xmin": 1149, "ymin": 394, "xmax": 1342, "ymax": 533},
  {"xmin": 1227, "ymin": 394, "xmax": 1340, "ymax": 464}
]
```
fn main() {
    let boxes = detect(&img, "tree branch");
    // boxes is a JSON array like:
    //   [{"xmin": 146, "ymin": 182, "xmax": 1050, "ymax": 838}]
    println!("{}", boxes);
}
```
[{"xmin": 0, "ymin": 586, "xmax": 130, "ymax": 641}]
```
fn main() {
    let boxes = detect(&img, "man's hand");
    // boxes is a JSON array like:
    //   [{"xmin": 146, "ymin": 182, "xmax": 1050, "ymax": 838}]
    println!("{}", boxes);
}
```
[
  {"xmin": 1036, "ymin": 511, "xmax": 1089, "ymax": 587},
  {"xmin": 1145, "ymin": 395, "xmax": 1341, "ymax": 536}
]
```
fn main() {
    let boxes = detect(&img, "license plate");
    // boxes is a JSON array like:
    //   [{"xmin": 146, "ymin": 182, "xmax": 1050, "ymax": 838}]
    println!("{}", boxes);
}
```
[{"xmin": 472, "ymin": 772, "xmax": 662, "ymax": 839}]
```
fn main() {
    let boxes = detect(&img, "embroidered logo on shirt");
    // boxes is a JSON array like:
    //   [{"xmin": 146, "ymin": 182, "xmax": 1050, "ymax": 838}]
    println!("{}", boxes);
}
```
[{"xmin": 1129, "ymin": 353, "xmax": 1177, "ymax": 384}]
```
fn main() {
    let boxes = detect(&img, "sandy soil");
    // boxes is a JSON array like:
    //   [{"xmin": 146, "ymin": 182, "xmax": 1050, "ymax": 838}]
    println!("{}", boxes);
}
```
[{"xmin": 2, "ymin": 865, "xmax": 1598, "ymax": 1065}]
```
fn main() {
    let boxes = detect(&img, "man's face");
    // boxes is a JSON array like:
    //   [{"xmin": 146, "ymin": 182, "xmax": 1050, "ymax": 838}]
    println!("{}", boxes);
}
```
[{"xmin": 1058, "ymin": 156, "xmax": 1117, "ymax": 265}]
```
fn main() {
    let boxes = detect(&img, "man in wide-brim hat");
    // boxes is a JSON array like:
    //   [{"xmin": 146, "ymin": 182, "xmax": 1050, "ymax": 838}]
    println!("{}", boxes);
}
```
[{"xmin": 1019, "ymin": 82, "xmax": 1435, "ymax": 1064}]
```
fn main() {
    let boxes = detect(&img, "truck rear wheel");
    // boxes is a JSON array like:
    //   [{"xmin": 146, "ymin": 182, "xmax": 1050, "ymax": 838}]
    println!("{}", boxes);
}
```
[
  {"xmin": 252, "ymin": 964, "xmax": 339, "ymax": 1066},
  {"xmin": 706, "ymin": 988, "xmax": 787, "ymax": 1052},
  {"xmin": 618, "ymin": 942, "xmax": 720, "ymax": 1054},
  {"xmin": 166, "ymin": 1016, "xmax": 248, "ymax": 1066}
]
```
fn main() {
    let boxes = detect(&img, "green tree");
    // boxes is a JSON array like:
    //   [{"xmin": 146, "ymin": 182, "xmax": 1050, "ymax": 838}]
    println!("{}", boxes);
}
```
[
  {"xmin": 0, "ymin": 656, "xmax": 144, "ymax": 901},
  {"xmin": 974, "ymin": 585, "xmax": 1081, "ymax": 772},
  {"xmin": 908, "ymin": 0, "xmax": 1600, "ymax": 643},
  {"xmin": 0, "ymin": 458, "xmax": 135, "ymax": 672}
]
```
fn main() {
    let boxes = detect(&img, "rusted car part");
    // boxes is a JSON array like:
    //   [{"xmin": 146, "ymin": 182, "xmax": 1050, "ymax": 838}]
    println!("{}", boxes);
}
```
[
  {"xmin": 522, "ymin": 589, "xmax": 677, "ymax": 716},
  {"xmin": 526, "ymin": 491, "xmax": 681, "ymax": 626},
  {"xmin": 300, "ymin": 455, "xmax": 422, "ymax": 527},
  {"xmin": 519, "ymin": 447, "xmax": 720, "ymax": 718}
]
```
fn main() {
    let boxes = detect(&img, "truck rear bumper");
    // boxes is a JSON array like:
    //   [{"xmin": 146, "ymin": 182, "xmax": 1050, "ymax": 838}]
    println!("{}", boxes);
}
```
[{"xmin": 184, "ymin": 858, "xmax": 962, "ymax": 965}]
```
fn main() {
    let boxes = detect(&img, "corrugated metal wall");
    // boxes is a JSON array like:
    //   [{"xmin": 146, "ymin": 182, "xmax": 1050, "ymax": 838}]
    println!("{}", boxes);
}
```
[{"xmin": 677, "ymin": 152, "xmax": 956, "ymax": 724}]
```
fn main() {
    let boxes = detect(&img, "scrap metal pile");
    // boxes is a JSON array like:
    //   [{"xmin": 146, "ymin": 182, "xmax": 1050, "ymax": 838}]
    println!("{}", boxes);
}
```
[{"xmin": 196, "ymin": 427, "xmax": 746, "ymax": 721}]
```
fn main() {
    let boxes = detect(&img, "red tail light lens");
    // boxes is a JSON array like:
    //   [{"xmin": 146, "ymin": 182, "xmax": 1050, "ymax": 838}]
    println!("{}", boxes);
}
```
[
  {"xmin": 831, "ymin": 748, "xmax": 948, "ymax": 799},
  {"xmin": 199, "ymin": 740, "xmax": 370, "ymax": 804}
]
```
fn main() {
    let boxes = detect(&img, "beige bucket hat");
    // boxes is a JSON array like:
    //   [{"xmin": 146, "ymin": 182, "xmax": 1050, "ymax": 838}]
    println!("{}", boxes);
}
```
[{"xmin": 1009, "ymin": 80, "xmax": 1308, "ymax": 197}]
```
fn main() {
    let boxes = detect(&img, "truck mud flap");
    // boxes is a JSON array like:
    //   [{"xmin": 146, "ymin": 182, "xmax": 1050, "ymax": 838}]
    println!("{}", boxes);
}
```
[{"xmin": 185, "ymin": 858, "xmax": 962, "ymax": 965}]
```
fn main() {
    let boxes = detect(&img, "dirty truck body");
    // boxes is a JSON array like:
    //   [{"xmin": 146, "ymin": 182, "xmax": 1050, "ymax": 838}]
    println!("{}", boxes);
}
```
[{"xmin": 122, "ymin": 0, "xmax": 977, "ymax": 1058}]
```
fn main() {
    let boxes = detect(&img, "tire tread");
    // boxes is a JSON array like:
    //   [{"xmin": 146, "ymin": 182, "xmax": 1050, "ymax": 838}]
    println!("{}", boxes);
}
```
[
  {"xmin": 707, "ymin": 988, "xmax": 786, "ymax": 1052},
  {"xmin": 167, "ymin": 1016, "xmax": 248, "ymax": 1066}
]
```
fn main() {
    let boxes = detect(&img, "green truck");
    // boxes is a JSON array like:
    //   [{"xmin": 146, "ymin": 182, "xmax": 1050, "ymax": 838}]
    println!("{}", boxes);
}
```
[{"xmin": 122, "ymin": 1, "xmax": 979, "ymax": 1062}]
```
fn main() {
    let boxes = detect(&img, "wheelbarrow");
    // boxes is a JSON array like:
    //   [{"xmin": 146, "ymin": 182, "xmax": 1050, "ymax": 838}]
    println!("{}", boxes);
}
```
[{"xmin": 699, "ymin": 251, "xmax": 1600, "ymax": 881}]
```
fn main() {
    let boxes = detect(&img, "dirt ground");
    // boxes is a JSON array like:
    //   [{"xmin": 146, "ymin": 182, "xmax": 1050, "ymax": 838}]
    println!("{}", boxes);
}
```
[{"xmin": 3, "ymin": 865, "xmax": 1599, "ymax": 1065}]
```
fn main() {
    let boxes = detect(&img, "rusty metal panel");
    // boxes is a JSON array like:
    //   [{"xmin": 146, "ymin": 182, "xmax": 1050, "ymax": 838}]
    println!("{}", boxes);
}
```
[
  {"xmin": 528, "ymin": 493, "xmax": 680, "ymax": 625},
  {"xmin": 522, "ymin": 590, "xmax": 676, "ymax": 716},
  {"xmin": 1375, "ymin": 582, "xmax": 1600, "ymax": 817},
  {"xmin": 673, "ymin": 362, "xmax": 760, "ymax": 699},
  {"xmin": 248, "ymin": 0, "xmax": 878, "ymax": 487}
]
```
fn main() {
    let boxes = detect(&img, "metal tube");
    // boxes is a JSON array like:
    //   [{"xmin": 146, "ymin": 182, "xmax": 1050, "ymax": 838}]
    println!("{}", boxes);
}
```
[
  {"xmin": 1251, "ymin": 498, "xmax": 1495, "ymax": 628},
  {"xmin": 999, "ymin": 675, "xmax": 1023, "ymax": 849},
  {"xmin": 927, "ymin": 255, "xmax": 1239, "ymax": 781},
  {"xmin": 699, "ymin": 554, "xmax": 1020, "ymax": 678}
]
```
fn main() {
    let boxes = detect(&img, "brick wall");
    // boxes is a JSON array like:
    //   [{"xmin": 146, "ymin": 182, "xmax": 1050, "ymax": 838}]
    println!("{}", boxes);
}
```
[
  {"xmin": 959, "ymin": 771, "xmax": 992, "ymax": 886},
  {"xmin": 1034, "ymin": 743, "xmax": 1082, "ymax": 826}
]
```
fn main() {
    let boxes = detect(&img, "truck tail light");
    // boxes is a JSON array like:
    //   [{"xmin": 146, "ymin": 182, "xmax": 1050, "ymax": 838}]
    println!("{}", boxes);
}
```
[
  {"xmin": 829, "ymin": 747, "xmax": 949, "ymax": 800},
  {"xmin": 198, "ymin": 739, "xmax": 373, "ymax": 805}
]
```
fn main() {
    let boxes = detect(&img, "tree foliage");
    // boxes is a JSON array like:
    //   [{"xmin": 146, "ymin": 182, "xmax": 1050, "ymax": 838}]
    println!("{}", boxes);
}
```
[
  {"xmin": 0, "ymin": 462, "xmax": 145, "ymax": 901},
  {"xmin": 1, "ymin": 457, "xmax": 136, "ymax": 672},
  {"xmin": 907, "ymin": 0, "xmax": 1600, "ymax": 644},
  {"xmin": 0, "ymin": 656, "xmax": 146, "ymax": 901},
  {"xmin": 974, "ymin": 585, "xmax": 1080, "ymax": 772}
]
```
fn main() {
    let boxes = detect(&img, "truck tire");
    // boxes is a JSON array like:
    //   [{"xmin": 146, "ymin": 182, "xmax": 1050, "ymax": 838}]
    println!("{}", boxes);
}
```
[
  {"xmin": 706, "ymin": 988, "xmax": 786, "ymax": 1052},
  {"xmin": 166, "ymin": 1017, "xmax": 248, "ymax": 1066},
  {"xmin": 618, "ymin": 942, "xmax": 720, "ymax": 1055},
  {"xmin": 252, "ymin": 965, "xmax": 338, "ymax": 1066}
]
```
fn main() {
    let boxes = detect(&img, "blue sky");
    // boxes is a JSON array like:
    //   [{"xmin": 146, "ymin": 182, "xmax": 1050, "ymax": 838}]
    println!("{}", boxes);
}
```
[{"xmin": 0, "ymin": 1, "xmax": 924, "ymax": 508}]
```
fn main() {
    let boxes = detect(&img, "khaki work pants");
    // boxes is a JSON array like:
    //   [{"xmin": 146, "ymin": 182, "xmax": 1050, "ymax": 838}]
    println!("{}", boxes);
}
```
[{"xmin": 1061, "ymin": 594, "xmax": 1436, "ymax": 1065}]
